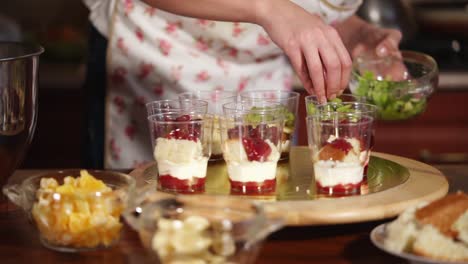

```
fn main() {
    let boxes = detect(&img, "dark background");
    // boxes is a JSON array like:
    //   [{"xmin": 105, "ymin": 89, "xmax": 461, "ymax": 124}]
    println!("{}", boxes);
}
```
[{"xmin": 0, "ymin": 0, "xmax": 467, "ymax": 169}]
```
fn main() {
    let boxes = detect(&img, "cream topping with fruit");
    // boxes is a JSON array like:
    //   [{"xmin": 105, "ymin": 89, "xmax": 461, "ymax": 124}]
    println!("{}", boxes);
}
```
[
  {"xmin": 224, "ymin": 139, "xmax": 280, "ymax": 183},
  {"xmin": 314, "ymin": 136, "xmax": 365, "ymax": 187},
  {"xmin": 154, "ymin": 138, "xmax": 208, "ymax": 180}
]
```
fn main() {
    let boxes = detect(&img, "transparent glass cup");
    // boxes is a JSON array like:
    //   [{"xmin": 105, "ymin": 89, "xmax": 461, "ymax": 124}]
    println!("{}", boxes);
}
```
[
  {"xmin": 2, "ymin": 170, "xmax": 135, "ymax": 252},
  {"xmin": 147, "ymin": 112, "xmax": 212, "ymax": 193},
  {"xmin": 178, "ymin": 91, "xmax": 238, "ymax": 161},
  {"xmin": 313, "ymin": 102, "xmax": 378, "ymax": 178},
  {"xmin": 146, "ymin": 99, "xmax": 208, "ymax": 116},
  {"xmin": 305, "ymin": 93, "xmax": 366, "ymax": 116},
  {"xmin": 221, "ymin": 102, "xmax": 284, "ymax": 195},
  {"xmin": 124, "ymin": 194, "xmax": 284, "ymax": 264},
  {"xmin": 307, "ymin": 112, "xmax": 374, "ymax": 196},
  {"xmin": 240, "ymin": 90, "xmax": 299, "ymax": 160}
]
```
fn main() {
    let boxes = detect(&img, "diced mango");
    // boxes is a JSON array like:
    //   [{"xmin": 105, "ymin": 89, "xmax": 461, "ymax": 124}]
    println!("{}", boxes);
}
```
[{"xmin": 32, "ymin": 170, "xmax": 121, "ymax": 248}]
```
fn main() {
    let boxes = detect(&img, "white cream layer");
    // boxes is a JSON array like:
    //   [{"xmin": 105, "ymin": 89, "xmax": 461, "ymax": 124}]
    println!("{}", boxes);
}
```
[
  {"xmin": 154, "ymin": 138, "xmax": 208, "ymax": 180},
  {"xmin": 227, "ymin": 161, "xmax": 277, "ymax": 182},
  {"xmin": 280, "ymin": 140, "xmax": 290, "ymax": 153},
  {"xmin": 314, "ymin": 160, "xmax": 364, "ymax": 187},
  {"xmin": 157, "ymin": 158, "xmax": 208, "ymax": 180}
]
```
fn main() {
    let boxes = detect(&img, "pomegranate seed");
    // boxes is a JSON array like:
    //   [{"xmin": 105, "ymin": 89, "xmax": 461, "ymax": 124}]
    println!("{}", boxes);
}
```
[
  {"xmin": 329, "ymin": 138, "xmax": 353, "ymax": 154},
  {"xmin": 175, "ymin": 115, "xmax": 191, "ymax": 121},
  {"xmin": 242, "ymin": 137, "xmax": 272, "ymax": 162}
]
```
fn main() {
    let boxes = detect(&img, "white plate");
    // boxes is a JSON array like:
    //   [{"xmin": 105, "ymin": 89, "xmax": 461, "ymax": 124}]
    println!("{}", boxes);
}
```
[{"xmin": 370, "ymin": 224, "xmax": 468, "ymax": 264}]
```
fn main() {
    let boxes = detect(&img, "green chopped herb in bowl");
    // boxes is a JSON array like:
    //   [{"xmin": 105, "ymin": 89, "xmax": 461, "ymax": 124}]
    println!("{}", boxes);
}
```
[{"xmin": 349, "ymin": 51, "xmax": 438, "ymax": 121}]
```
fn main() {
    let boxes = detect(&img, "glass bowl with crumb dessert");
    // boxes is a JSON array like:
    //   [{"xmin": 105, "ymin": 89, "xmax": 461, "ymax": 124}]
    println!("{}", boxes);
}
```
[{"xmin": 124, "ymin": 193, "xmax": 284, "ymax": 264}]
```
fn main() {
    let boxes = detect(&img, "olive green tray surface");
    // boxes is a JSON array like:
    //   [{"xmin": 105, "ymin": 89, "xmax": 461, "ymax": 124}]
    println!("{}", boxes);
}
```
[{"xmin": 130, "ymin": 147, "xmax": 449, "ymax": 226}]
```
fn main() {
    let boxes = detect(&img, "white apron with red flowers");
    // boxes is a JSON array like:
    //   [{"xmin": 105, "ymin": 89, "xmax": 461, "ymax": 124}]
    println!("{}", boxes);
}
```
[{"xmin": 95, "ymin": 0, "xmax": 361, "ymax": 169}]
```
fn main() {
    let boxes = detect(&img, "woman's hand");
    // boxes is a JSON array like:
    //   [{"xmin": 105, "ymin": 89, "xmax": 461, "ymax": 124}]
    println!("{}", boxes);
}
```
[
  {"xmin": 334, "ymin": 16, "xmax": 405, "ymax": 81},
  {"xmin": 335, "ymin": 16, "xmax": 402, "ymax": 59},
  {"xmin": 255, "ymin": 0, "xmax": 352, "ymax": 103}
]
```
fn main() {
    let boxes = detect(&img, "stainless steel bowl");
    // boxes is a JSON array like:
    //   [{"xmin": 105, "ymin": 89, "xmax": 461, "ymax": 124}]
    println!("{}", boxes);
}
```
[{"xmin": 0, "ymin": 42, "xmax": 44, "ymax": 189}]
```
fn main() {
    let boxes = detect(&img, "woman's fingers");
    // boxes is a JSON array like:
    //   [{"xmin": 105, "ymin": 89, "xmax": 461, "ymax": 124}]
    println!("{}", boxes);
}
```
[
  {"xmin": 376, "ymin": 29, "xmax": 402, "ymax": 57},
  {"xmin": 303, "ymin": 46, "xmax": 326, "ymax": 103},
  {"xmin": 325, "ymin": 26, "xmax": 352, "ymax": 94},
  {"xmin": 286, "ymin": 42, "xmax": 316, "ymax": 95}
]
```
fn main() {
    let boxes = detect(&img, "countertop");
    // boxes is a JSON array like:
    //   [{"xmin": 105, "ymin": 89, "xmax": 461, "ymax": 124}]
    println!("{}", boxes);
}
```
[{"xmin": 1, "ymin": 163, "xmax": 466, "ymax": 264}]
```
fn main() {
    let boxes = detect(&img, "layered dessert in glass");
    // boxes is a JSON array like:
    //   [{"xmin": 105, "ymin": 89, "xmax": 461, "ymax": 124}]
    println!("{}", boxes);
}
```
[
  {"xmin": 240, "ymin": 90, "xmax": 298, "ymax": 160},
  {"xmin": 147, "ymin": 110, "xmax": 211, "ymax": 193},
  {"xmin": 179, "ymin": 90, "xmax": 237, "ymax": 161},
  {"xmin": 307, "ymin": 111, "xmax": 374, "ymax": 196},
  {"xmin": 221, "ymin": 102, "xmax": 284, "ymax": 195}
]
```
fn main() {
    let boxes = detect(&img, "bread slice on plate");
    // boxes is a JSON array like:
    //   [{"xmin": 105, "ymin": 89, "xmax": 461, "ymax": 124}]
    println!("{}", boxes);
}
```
[{"xmin": 383, "ymin": 192, "xmax": 468, "ymax": 263}]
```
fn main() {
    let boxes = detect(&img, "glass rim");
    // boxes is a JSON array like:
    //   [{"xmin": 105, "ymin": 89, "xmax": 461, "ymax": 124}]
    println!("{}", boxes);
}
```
[
  {"xmin": 140, "ymin": 194, "xmax": 267, "ymax": 226},
  {"xmin": 147, "ymin": 113, "xmax": 212, "ymax": 124},
  {"xmin": 145, "ymin": 99, "xmax": 209, "ymax": 110},
  {"xmin": 352, "ymin": 50, "xmax": 438, "ymax": 85},
  {"xmin": 222, "ymin": 101, "xmax": 285, "ymax": 113},
  {"xmin": 239, "ymin": 90, "xmax": 300, "ymax": 100},
  {"xmin": 220, "ymin": 116, "xmax": 285, "ymax": 126},
  {"xmin": 305, "ymin": 93, "xmax": 364, "ymax": 100},
  {"xmin": 178, "ymin": 90, "xmax": 238, "ymax": 98},
  {"xmin": 18, "ymin": 170, "xmax": 135, "ymax": 198},
  {"xmin": 314, "ymin": 101, "xmax": 378, "ymax": 111},
  {"xmin": 306, "ymin": 113, "xmax": 375, "ymax": 126}
]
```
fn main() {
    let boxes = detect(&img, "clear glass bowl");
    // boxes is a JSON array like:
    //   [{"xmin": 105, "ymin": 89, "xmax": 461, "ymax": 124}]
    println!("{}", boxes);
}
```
[
  {"xmin": 124, "ymin": 191, "xmax": 284, "ymax": 264},
  {"xmin": 2, "ymin": 169, "xmax": 135, "ymax": 252},
  {"xmin": 349, "ymin": 50, "xmax": 438, "ymax": 121}
]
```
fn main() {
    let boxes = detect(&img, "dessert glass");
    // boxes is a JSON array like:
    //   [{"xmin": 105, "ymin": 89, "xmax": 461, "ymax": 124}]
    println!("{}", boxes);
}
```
[
  {"xmin": 2, "ymin": 170, "xmax": 135, "ymax": 252},
  {"xmin": 124, "ymin": 194, "xmax": 284, "ymax": 264},
  {"xmin": 240, "ymin": 90, "xmax": 299, "ymax": 160},
  {"xmin": 307, "ymin": 111, "xmax": 374, "ymax": 196},
  {"xmin": 147, "ymin": 112, "xmax": 212, "ymax": 193},
  {"xmin": 221, "ymin": 102, "xmax": 284, "ymax": 195},
  {"xmin": 314, "ymin": 102, "xmax": 378, "ymax": 179},
  {"xmin": 178, "ymin": 90, "xmax": 238, "ymax": 161}
]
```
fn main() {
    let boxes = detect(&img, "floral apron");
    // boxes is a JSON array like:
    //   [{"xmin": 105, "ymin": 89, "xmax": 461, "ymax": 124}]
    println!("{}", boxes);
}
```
[{"xmin": 105, "ymin": 0, "xmax": 361, "ymax": 169}]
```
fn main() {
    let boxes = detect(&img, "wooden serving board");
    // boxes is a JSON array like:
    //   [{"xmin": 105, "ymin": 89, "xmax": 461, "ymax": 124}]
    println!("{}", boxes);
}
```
[{"xmin": 130, "ymin": 147, "xmax": 449, "ymax": 226}]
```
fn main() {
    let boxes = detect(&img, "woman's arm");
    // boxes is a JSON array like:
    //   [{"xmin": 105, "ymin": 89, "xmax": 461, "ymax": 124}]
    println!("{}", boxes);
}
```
[
  {"xmin": 142, "ymin": 0, "xmax": 266, "ymax": 23},
  {"xmin": 142, "ymin": 0, "xmax": 352, "ymax": 102}
]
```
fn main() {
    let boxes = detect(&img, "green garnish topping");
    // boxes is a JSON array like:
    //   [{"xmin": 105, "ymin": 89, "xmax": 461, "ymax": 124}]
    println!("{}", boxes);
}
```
[
  {"xmin": 354, "ymin": 71, "xmax": 426, "ymax": 120},
  {"xmin": 306, "ymin": 103, "xmax": 316, "ymax": 115},
  {"xmin": 245, "ymin": 105, "xmax": 296, "ymax": 128}
]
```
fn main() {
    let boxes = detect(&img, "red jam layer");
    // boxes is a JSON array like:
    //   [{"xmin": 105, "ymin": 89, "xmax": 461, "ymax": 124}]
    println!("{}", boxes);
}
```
[
  {"xmin": 230, "ymin": 179, "xmax": 276, "ymax": 195},
  {"xmin": 158, "ymin": 174, "xmax": 205, "ymax": 194},
  {"xmin": 316, "ymin": 181, "xmax": 362, "ymax": 197}
]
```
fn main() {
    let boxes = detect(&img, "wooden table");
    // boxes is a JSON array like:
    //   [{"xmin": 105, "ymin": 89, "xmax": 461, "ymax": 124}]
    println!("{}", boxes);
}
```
[{"xmin": 1, "ymin": 165, "xmax": 466, "ymax": 264}]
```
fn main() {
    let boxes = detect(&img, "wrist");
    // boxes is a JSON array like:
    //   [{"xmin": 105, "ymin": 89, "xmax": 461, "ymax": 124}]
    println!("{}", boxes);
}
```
[{"xmin": 253, "ymin": 0, "xmax": 297, "ymax": 28}]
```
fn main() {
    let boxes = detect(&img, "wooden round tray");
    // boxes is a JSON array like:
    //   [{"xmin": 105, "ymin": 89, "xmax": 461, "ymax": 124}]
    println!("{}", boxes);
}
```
[{"xmin": 130, "ymin": 147, "xmax": 449, "ymax": 226}]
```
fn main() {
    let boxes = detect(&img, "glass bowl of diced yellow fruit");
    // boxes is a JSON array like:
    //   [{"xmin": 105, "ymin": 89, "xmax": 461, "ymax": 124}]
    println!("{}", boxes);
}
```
[
  {"xmin": 2, "ymin": 169, "xmax": 135, "ymax": 252},
  {"xmin": 124, "ymin": 191, "xmax": 284, "ymax": 264}
]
